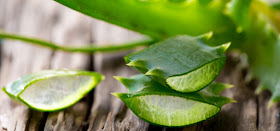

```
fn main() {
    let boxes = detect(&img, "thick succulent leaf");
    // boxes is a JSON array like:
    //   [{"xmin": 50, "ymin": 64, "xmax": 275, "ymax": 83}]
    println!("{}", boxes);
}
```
[
  {"xmin": 113, "ymin": 74, "xmax": 234, "ymax": 127},
  {"xmin": 125, "ymin": 34, "xmax": 229, "ymax": 92},
  {"xmin": 3, "ymin": 70, "xmax": 104, "ymax": 111},
  {"xmin": 4, "ymin": 70, "xmax": 102, "ymax": 96},
  {"xmin": 54, "ymin": 0, "xmax": 237, "ymax": 45},
  {"xmin": 228, "ymin": 0, "xmax": 280, "ymax": 106}
]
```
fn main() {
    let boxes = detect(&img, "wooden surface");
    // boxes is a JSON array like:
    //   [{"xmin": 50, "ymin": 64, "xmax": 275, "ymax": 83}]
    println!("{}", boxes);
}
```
[{"xmin": 0, "ymin": 0, "xmax": 279, "ymax": 131}]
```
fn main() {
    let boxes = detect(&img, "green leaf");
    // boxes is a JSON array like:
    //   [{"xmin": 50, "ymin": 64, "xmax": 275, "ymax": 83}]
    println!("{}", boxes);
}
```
[
  {"xmin": 113, "ymin": 74, "xmax": 234, "ymax": 127},
  {"xmin": 54, "ymin": 0, "xmax": 237, "ymax": 45},
  {"xmin": 125, "ymin": 34, "xmax": 229, "ymax": 92},
  {"xmin": 2, "ymin": 70, "xmax": 104, "ymax": 111}
]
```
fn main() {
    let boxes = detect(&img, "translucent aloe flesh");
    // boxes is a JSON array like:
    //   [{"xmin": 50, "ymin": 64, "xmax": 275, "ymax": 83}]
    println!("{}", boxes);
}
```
[
  {"xmin": 125, "ymin": 35, "xmax": 229, "ymax": 92},
  {"xmin": 113, "ymin": 75, "xmax": 234, "ymax": 127},
  {"xmin": 3, "ymin": 70, "xmax": 104, "ymax": 111}
]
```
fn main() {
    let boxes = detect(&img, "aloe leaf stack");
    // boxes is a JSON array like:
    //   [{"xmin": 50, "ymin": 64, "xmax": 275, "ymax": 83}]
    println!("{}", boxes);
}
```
[
  {"xmin": 113, "ymin": 34, "xmax": 234, "ymax": 127},
  {"xmin": 125, "ymin": 34, "xmax": 230, "ymax": 92}
]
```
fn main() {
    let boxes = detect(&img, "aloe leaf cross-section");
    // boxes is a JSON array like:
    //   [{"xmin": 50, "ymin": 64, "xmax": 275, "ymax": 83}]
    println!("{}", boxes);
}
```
[
  {"xmin": 2, "ymin": 70, "xmax": 104, "ymax": 111},
  {"xmin": 113, "ymin": 74, "xmax": 235, "ymax": 127},
  {"xmin": 125, "ymin": 34, "xmax": 230, "ymax": 92}
]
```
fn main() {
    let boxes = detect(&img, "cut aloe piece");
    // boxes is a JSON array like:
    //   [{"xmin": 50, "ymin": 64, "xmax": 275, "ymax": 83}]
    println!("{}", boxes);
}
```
[
  {"xmin": 125, "ymin": 34, "xmax": 230, "ymax": 92},
  {"xmin": 113, "ymin": 74, "xmax": 234, "ymax": 127},
  {"xmin": 2, "ymin": 70, "xmax": 104, "ymax": 111}
]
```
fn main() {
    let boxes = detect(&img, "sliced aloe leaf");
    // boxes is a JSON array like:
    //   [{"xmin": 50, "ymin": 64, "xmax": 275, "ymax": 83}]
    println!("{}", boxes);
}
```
[
  {"xmin": 2, "ymin": 70, "xmax": 104, "ymax": 111},
  {"xmin": 113, "ymin": 74, "xmax": 234, "ymax": 127},
  {"xmin": 125, "ymin": 34, "xmax": 230, "ymax": 92}
]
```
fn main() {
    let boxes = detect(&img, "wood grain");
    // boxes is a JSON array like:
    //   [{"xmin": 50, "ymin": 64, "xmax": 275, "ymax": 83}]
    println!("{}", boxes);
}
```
[
  {"xmin": 43, "ymin": 5, "xmax": 93, "ymax": 131},
  {"xmin": 0, "ymin": 0, "xmax": 56, "ymax": 130},
  {"xmin": 87, "ymin": 20, "xmax": 149, "ymax": 131}
]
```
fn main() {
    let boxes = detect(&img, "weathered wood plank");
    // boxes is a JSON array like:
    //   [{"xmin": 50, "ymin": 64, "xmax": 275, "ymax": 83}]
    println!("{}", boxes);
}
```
[
  {"xmin": 87, "ymin": 20, "xmax": 150, "ymax": 131},
  {"xmin": 42, "ymin": 5, "xmax": 94, "ymax": 131},
  {"xmin": 0, "ymin": 0, "xmax": 93, "ymax": 131},
  {"xmin": 0, "ymin": 0, "xmax": 6, "ymax": 29},
  {"xmin": 258, "ymin": 91, "xmax": 280, "ymax": 131},
  {"xmin": 0, "ymin": 0, "xmax": 58, "ymax": 130}
]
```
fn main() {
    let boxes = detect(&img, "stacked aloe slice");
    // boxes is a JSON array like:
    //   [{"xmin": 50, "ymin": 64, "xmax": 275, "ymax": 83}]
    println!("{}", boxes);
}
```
[{"xmin": 113, "ymin": 34, "xmax": 235, "ymax": 127}]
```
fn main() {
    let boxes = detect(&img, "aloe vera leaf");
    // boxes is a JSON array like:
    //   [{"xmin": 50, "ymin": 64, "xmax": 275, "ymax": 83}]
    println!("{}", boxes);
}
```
[
  {"xmin": 113, "ymin": 74, "xmax": 234, "ymax": 127},
  {"xmin": 228, "ymin": 0, "xmax": 280, "ymax": 106},
  {"xmin": 125, "ymin": 34, "xmax": 229, "ymax": 92},
  {"xmin": 2, "ymin": 70, "xmax": 104, "ymax": 111},
  {"xmin": 54, "ymin": 0, "xmax": 237, "ymax": 45}
]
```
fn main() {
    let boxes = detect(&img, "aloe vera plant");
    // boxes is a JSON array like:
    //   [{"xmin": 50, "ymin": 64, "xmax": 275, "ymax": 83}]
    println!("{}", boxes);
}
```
[
  {"xmin": 50, "ymin": 0, "xmax": 280, "ymax": 106},
  {"xmin": 0, "ymin": 0, "xmax": 279, "ymax": 128},
  {"xmin": 125, "ymin": 34, "xmax": 230, "ymax": 92},
  {"xmin": 113, "ymin": 74, "xmax": 234, "ymax": 127},
  {"xmin": 111, "ymin": 34, "xmax": 233, "ymax": 126}
]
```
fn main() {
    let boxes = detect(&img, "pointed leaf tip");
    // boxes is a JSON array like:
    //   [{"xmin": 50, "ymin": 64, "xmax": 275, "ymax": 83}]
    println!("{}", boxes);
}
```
[
  {"xmin": 211, "ymin": 82, "xmax": 234, "ymax": 95},
  {"xmin": 113, "ymin": 76, "xmax": 133, "ymax": 91},
  {"xmin": 126, "ymin": 60, "xmax": 144, "ymax": 67},
  {"xmin": 255, "ymin": 84, "xmax": 267, "ymax": 95},
  {"xmin": 226, "ymin": 98, "xmax": 237, "ymax": 104},
  {"xmin": 126, "ymin": 62, "xmax": 136, "ymax": 67},
  {"xmin": 268, "ymin": 95, "xmax": 280, "ymax": 108},
  {"xmin": 231, "ymin": 99, "xmax": 237, "ymax": 103},
  {"xmin": 205, "ymin": 32, "xmax": 213, "ymax": 39},
  {"xmin": 224, "ymin": 84, "xmax": 234, "ymax": 90},
  {"xmin": 101, "ymin": 75, "xmax": 106, "ymax": 80},
  {"xmin": 220, "ymin": 42, "xmax": 231, "ymax": 53},
  {"xmin": 111, "ymin": 93, "xmax": 122, "ymax": 98},
  {"xmin": 113, "ymin": 76, "xmax": 123, "ymax": 81},
  {"xmin": 144, "ymin": 68, "xmax": 161, "ymax": 76},
  {"xmin": 197, "ymin": 32, "xmax": 213, "ymax": 41},
  {"xmin": 268, "ymin": 100, "xmax": 275, "ymax": 108}
]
